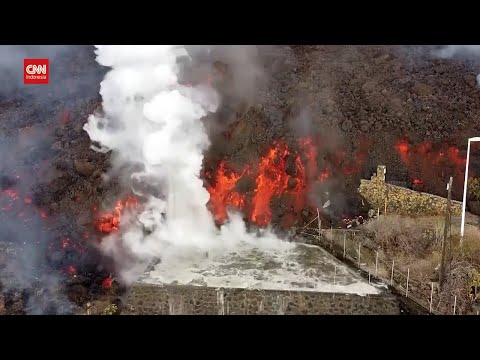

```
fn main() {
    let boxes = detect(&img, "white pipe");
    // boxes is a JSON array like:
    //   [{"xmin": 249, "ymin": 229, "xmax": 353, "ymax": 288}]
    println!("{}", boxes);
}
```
[
  {"xmin": 461, "ymin": 137, "xmax": 480, "ymax": 239},
  {"xmin": 461, "ymin": 139, "xmax": 472, "ymax": 239}
]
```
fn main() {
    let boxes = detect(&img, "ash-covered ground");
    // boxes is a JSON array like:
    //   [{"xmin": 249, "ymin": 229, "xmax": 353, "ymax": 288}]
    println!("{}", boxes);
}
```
[{"xmin": 1, "ymin": 45, "xmax": 480, "ymax": 314}]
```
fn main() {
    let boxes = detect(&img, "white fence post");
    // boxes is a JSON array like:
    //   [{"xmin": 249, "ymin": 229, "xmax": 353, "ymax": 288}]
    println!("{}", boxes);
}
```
[
  {"xmin": 343, "ymin": 232, "xmax": 346, "ymax": 259},
  {"xmin": 375, "ymin": 251, "xmax": 379, "ymax": 277},
  {"xmin": 390, "ymin": 260, "xmax": 395, "ymax": 285},
  {"xmin": 453, "ymin": 296, "xmax": 457, "ymax": 315},
  {"xmin": 333, "ymin": 266, "xmax": 337, "ymax": 285},
  {"xmin": 368, "ymin": 271, "xmax": 371, "ymax": 284},
  {"xmin": 430, "ymin": 282, "xmax": 434, "ymax": 313},
  {"xmin": 406, "ymin": 268, "xmax": 410, "ymax": 297},
  {"xmin": 358, "ymin": 243, "xmax": 361, "ymax": 267}
]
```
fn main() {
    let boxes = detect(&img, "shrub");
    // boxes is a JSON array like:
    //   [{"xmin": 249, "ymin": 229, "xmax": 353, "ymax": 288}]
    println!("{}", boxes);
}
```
[
  {"xmin": 102, "ymin": 304, "xmax": 118, "ymax": 315},
  {"xmin": 468, "ymin": 177, "xmax": 480, "ymax": 202},
  {"xmin": 457, "ymin": 227, "xmax": 480, "ymax": 268},
  {"xmin": 363, "ymin": 215, "xmax": 437, "ymax": 257}
]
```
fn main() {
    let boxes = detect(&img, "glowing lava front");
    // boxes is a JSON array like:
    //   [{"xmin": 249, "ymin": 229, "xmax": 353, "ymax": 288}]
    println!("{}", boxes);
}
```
[
  {"xmin": 206, "ymin": 162, "xmax": 246, "ymax": 223},
  {"xmin": 395, "ymin": 139, "xmax": 467, "ymax": 184},
  {"xmin": 206, "ymin": 136, "xmax": 367, "ymax": 227},
  {"xmin": 95, "ymin": 195, "xmax": 139, "ymax": 234}
]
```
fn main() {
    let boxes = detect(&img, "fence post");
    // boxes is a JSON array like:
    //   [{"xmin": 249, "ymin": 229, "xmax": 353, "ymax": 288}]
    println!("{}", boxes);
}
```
[
  {"xmin": 358, "ymin": 243, "xmax": 361, "ymax": 267},
  {"xmin": 343, "ymin": 232, "xmax": 346, "ymax": 259},
  {"xmin": 390, "ymin": 260, "xmax": 395, "ymax": 285},
  {"xmin": 330, "ymin": 228, "xmax": 333, "ymax": 249},
  {"xmin": 317, "ymin": 208, "xmax": 321, "ymax": 240},
  {"xmin": 333, "ymin": 266, "xmax": 337, "ymax": 285},
  {"xmin": 377, "ymin": 208, "xmax": 380, "ymax": 218},
  {"xmin": 430, "ymin": 282, "xmax": 434, "ymax": 313},
  {"xmin": 453, "ymin": 296, "xmax": 457, "ymax": 315},
  {"xmin": 375, "ymin": 251, "xmax": 379, "ymax": 277},
  {"xmin": 368, "ymin": 271, "xmax": 371, "ymax": 284},
  {"xmin": 406, "ymin": 268, "xmax": 410, "ymax": 297}
]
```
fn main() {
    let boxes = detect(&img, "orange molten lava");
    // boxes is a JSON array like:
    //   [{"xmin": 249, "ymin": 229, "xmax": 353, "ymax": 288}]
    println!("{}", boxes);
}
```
[
  {"xmin": 96, "ymin": 195, "xmax": 138, "ymax": 234},
  {"xmin": 395, "ymin": 139, "xmax": 466, "ymax": 184},
  {"xmin": 102, "ymin": 275, "xmax": 113, "ymax": 289},
  {"xmin": 395, "ymin": 140, "xmax": 410, "ymax": 163},
  {"xmin": 207, "ymin": 136, "xmax": 367, "ymax": 227},
  {"xmin": 251, "ymin": 142, "xmax": 306, "ymax": 226},
  {"xmin": 206, "ymin": 162, "xmax": 246, "ymax": 223}
]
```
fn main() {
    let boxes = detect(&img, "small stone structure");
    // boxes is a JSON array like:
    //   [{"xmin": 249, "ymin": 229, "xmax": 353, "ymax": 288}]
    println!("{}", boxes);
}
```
[
  {"xmin": 359, "ymin": 165, "xmax": 462, "ymax": 216},
  {"xmin": 123, "ymin": 283, "xmax": 400, "ymax": 315},
  {"xmin": 375, "ymin": 165, "xmax": 387, "ymax": 182}
]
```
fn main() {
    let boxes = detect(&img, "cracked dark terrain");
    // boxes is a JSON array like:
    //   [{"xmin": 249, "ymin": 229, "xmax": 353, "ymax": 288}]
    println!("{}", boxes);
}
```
[{"xmin": 1, "ymin": 45, "xmax": 480, "ymax": 314}]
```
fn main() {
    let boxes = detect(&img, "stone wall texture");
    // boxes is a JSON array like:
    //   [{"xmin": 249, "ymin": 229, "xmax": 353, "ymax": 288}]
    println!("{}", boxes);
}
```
[
  {"xmin": 123, "ymin": 283, "xmax": 401, "ymax": 315},
  {"xmin": 359, "ymin": 169, "xmax": 462, "ymax": 217}
]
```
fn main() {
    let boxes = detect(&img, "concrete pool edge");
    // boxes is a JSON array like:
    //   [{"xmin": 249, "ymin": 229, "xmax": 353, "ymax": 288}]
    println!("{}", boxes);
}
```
[{"xmin": 122, "ymin": 283, "xmax": 401, "ymax": 315}]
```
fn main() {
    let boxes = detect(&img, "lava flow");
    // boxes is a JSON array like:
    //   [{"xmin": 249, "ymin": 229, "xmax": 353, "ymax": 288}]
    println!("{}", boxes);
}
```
[
  {"xmin": 1, "ymin": 177, "xmax": 92, "ymax": 279},
  {"xmin": 95, "ymin": 195, "xmax": 139, "ymax": 234},
  {"xmin": 251, "ymin": 141, "xmax": 305, "ymax": 226},
  {"xmin": 1, "ymin": 186, "xmax": 47, "ymax": 222},
  {"xmin": 395, "ymin": 139, "xmax": 467, "ymax": 184},
  {"xmin": 206, "ymin": 136, "xmax": 367, "ymax": 227},
  {"xmin": 206, "ymin": 162, "xmax": 246, "ymax": 223}
]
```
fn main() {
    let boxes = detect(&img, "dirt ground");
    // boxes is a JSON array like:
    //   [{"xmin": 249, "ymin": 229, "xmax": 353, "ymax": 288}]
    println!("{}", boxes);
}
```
[{"xmin": 1, "ymin": 45, "xmax": 480, "ymax": 314}]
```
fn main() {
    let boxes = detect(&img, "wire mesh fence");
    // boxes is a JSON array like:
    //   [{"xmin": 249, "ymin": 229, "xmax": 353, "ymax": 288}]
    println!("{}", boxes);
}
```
[{"xmin": 296, "ymin": 216, "xmax": 463, "ymax": 315}]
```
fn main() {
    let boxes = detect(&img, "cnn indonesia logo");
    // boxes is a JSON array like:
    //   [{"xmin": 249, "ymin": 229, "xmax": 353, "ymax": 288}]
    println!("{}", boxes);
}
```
[{"xmin": 24, "ymin": 58, "xmax": 49, "ymax": 85}]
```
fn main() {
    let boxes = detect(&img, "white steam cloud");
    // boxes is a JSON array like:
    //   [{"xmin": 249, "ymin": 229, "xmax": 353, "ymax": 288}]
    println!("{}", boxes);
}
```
[
  {"xmin": 84, "ymin": 45, "xmax": 288, "ymax": 284},
  {"xmin": 434, "ymin": 45, "xmax": 480, "ymax": 59}
]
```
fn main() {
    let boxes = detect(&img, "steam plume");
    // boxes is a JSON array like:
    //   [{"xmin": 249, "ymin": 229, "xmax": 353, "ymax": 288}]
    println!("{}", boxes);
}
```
[{"xmin": 84, "ymin": 45, "xmax": 289, "ymax": 283}]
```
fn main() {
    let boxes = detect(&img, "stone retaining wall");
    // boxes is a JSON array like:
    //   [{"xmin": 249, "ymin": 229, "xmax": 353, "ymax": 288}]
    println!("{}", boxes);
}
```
[
  {"xmin": 359, "ymin": 166, "xmax": 462, "ymax": 216},
  {"xmin": 123, "ymin": 283, "xmax": 400, "ymax": 315}
]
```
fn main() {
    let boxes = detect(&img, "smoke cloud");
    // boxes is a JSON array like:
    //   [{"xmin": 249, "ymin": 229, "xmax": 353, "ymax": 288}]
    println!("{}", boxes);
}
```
[
  {"xmin": 84, "ymin": 45, "xmax": 291, "ymax": 284},
  {"xmin": 0, "ymin": 134, "xmax": 74, "ymax": 314},
  {"xmin": 0, "ymin": 46, "xmax": 105, "ymax": 314}
]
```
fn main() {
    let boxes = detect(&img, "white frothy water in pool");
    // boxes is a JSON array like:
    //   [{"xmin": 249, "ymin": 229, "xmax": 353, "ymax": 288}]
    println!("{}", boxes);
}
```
[{"xmin": 140, "ymin": 240, "xmax": 381, "ymax": 295}]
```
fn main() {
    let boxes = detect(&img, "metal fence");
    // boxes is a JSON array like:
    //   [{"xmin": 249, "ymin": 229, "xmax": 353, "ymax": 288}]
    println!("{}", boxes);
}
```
[{"xmin": 296, "ymin": 216, "xmax": 465, "ymax": 315}]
